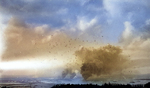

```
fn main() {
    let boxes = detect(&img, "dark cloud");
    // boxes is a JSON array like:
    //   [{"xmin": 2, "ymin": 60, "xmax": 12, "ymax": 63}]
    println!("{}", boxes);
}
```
[{"xmin": 0, "ymin": 0, "xmax": 67, "ymax": 27}]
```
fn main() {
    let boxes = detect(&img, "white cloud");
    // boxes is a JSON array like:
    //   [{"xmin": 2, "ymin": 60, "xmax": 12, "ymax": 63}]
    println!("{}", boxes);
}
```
[
  {"xmin": 119, "ymin": 21, "xmax": 136, "ymax": 46},
  {"xmin": 103, "ymin": 0, "xmax": 121, "ymax": 17},
  {"xmin": 103, "ymin": 0, "xmax": 144, "ymax": 18},
  {"xmin": 77, "ymin": 17, "xmax": 97, "ymax": 31},
  {"xmin": 122, "ymin": 21, "xmax": 134, "ymax": 41},
  {"xmin": 120, "ymin": 20, "xmax": 150, "ymax": 61}
]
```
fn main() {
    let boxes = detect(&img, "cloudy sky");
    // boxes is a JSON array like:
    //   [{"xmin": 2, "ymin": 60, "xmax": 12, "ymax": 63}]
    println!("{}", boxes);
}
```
[
  {"xmin": 0, "ymin": 0, "xmax": 150, "ymax": 43},
  {"xmin": 0, "ymin": 0, "xmax": 150, "ymax": 80}
]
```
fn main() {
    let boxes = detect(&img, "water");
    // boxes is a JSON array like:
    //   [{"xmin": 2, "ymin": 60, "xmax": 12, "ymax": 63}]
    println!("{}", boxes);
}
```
[{"xmin": 0, "ymin": 76, "xmax": 150, "ymax": 88}]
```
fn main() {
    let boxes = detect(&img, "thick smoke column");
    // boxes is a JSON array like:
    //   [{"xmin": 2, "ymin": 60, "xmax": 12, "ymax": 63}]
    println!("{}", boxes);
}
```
[{"xmin": 75, "ymin": 44, "xmax": 129, "ymax": 80}]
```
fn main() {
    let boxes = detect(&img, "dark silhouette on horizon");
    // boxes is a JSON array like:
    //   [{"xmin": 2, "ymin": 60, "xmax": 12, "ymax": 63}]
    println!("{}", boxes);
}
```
[
  {"xmin": 1, "ymin": 82, "xmax": 150, "ymax": 88},
  {"xmin": 51, "ymin": 82, "xmax": 150, "ymax": 88}
]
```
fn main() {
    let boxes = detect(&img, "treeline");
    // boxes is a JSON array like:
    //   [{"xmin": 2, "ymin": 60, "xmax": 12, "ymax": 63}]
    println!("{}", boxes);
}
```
[
  {"xmin": 52, "ymin": 82, "xmax": 150, "ymax": 88},
  {"xmin": 1, "ymin": 82, "xmax": 150, "ymax": 88}
]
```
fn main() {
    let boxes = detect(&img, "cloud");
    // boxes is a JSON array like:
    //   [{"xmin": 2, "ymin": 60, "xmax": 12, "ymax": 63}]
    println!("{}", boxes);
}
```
[
  {"xmin": 0, "ymin": 0, "xmax": 77, "ymax": 18},
  {"xmin": 116, "ymin": 20, "xmax": 150, "ymax": 76},
  {"xmin": 0, "ymin": 14, "xmax": 7, "ymax": 59},
  {"xmin": 0, "ymin": 0, "xmax": 106, "ymax": 29},
  {"xmin": 103, "ymin": 0, "xmax": 121, "ymax": 17},
  {"xmin": 119, "ymin": 21, "xmax": 135, "ymax": 45},
  {"xmin": 77, "ymin": 17, "xmax": 97, "ymax": 31},
  {"xmin": 60, "ymin": 16, "xmax": 102, "ymax": 43},
  {"xmin": 103, "ymin": 0, "xmax": 150, "ymax": 24},
  {"xmin": 0, "ymin": 30, "xmax": 5, "ymax": 59},
  {"xmin": 119, "ymin": 20, "xmax": 150, "ymax": 61},
  {"xmin": 0, "ymin": 0, "xmax": 71, "ymax": 27}
]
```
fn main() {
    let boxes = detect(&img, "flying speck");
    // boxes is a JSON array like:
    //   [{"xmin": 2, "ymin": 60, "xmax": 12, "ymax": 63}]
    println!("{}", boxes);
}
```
[{"xmin": 65, "ymin": 45, "xmax": 67, "ymax": 47}]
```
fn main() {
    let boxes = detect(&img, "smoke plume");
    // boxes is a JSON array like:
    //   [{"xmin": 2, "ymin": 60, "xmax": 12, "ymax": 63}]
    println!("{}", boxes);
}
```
[
  {"xmin": 2, "ymin": 17, "xmax": 84, "ymax": 61},
  {"xmin": 62, "ymin": 68, "xmax": 76, "ymax": 79},
  {"xmin": 75, "ymin": 44, "xmax": 129, "ymax": 80}
]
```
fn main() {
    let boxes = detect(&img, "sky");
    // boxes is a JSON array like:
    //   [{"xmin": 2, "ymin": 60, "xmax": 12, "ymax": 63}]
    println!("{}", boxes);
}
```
[
  {"xmin": 0, "ymin": 0, "xmax": 150, "ymax": 43},
  {"xmin": 0, "ymin": 0, "xmax": 150, "ymax": 81}
]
